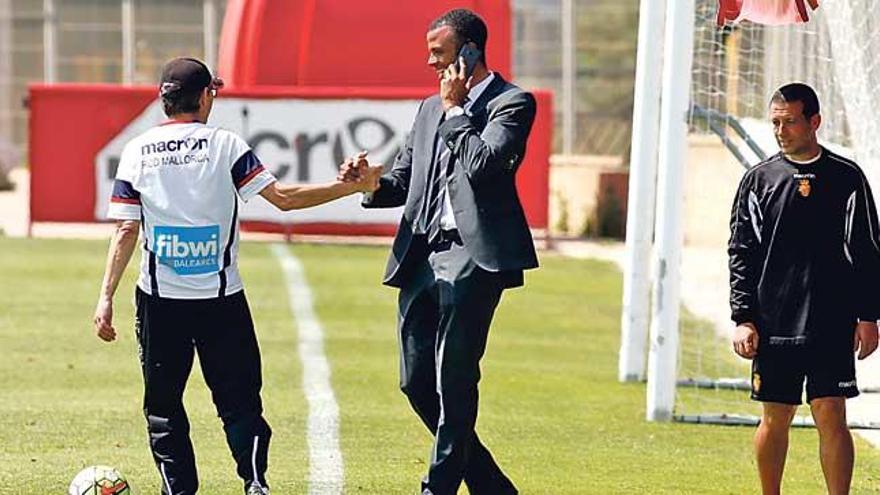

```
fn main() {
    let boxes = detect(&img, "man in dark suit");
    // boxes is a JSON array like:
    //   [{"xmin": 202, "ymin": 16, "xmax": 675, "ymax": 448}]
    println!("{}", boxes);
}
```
[{"xmin": 341, "ymin": 8, "xmax": 537, "ymax": 495}]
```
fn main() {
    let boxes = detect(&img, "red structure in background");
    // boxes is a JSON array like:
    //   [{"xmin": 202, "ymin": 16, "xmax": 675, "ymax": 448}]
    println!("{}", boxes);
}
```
[
  {"xmin": 29, "ymin": 1, "xmax": 551, "ymax": 232},
  {"xmin": 218, "ymin": 0, "xmax": 511, "ymax": 87}
]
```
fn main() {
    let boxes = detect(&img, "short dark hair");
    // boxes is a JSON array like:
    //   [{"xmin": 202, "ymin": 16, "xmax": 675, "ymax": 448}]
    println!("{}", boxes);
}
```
[
  {"xmin": 769, "ymin": 83, "xmax": 820, "ymax": 119},
  {"xmin": 429, "ymin": 9, "xmax": 488, "ymax": 64},
  {"xmin": 162, "ymin": 91, "xmax": 202, "ymax": 117}
]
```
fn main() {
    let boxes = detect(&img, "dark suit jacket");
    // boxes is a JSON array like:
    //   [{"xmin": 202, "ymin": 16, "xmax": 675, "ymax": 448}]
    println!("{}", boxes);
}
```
[{"xmin": 363, "ymin": 74, "xmax": 539, "ymax": 287}]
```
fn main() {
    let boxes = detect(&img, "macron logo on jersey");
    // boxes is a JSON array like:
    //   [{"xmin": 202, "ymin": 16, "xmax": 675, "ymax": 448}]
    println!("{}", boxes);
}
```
[
  {"xmin": 154, "ymin": 225, "xmax": 220, "ymax": 275},
  {"xmin": 141, "ymin": 138, "xmax": 208, "ymax": 156}
]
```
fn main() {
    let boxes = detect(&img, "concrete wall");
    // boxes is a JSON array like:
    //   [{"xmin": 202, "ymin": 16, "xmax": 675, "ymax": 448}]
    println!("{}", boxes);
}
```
[
  {"xmin": 548, "ymin": 154, "xmax": 624, "ymax": 236},
  {"xmin": 548, "ymin": 136, "xmax": 747, "ymax": 244},
  {"xmin": 683, "ymin": 135, "xmax": 748, "ymax": 248}
]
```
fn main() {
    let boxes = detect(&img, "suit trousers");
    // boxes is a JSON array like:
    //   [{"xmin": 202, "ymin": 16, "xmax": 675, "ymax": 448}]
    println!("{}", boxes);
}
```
[
  {"xmin": 135, "ymin": 288, "xmax": 272, "ymax": 495},
  {"xmin": 396, "ymin": 235, "xmax": 518, "ymax": 495}
]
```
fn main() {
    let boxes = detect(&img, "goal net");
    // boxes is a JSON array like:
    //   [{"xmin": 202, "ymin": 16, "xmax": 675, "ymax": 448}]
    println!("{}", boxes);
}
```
[{"xmin": 674, "ymin": 0, "xmax": 880, "ymax": 427}]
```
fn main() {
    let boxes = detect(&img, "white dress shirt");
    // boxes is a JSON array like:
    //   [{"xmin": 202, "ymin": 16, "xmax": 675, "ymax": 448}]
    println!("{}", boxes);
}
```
[{"xmin": 438, "ymin": 72, "xmax": 495, "ymax": 230}]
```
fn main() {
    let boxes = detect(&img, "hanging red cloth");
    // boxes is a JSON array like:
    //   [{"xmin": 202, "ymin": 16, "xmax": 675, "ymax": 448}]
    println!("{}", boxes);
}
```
[{"xmin": 717, "ymin": 0, "xmax": 820, "ymax": 26}]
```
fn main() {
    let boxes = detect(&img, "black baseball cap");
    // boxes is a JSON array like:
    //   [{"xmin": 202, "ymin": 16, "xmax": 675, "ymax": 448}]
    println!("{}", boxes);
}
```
[{"xmin": 159, "ymin": 57, "xmax": 223, "ymax": 98}]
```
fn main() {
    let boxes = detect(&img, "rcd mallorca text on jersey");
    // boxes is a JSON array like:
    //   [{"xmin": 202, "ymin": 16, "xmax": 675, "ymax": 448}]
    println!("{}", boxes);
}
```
[
  {"xmin": 140, "ymin": 137, "xmax": 210, "ymax": 168},
  {"xmin": 153, "ymin": 225, "xmax": 220, "ymax": 275}
]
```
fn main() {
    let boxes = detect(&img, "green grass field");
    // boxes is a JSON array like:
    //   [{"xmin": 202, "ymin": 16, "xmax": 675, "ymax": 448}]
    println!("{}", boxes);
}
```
[{"xmin": 2, "ymin": 236, "xmax": 880, "ymax": 494}]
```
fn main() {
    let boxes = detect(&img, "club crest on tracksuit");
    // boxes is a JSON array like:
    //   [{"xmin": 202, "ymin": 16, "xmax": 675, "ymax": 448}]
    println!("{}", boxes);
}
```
[
  {"xmin": 793, "ymin": 173, "xmax": 816, "ymax": 198},
  {"xmin": 798, "ymin": 179, "xmax": 811, "ymax": 197}
]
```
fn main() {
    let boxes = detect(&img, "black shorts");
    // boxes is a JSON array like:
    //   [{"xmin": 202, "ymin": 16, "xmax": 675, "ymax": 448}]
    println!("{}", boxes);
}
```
[{"xmin": 750, "ymin": 335, "xmax": 858, "ymax": 405}]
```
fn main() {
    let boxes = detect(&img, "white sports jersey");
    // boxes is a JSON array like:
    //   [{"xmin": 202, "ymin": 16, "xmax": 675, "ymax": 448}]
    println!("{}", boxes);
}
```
[{"xmin": 107, "ymin": 121, "xmax": 276, "ymax": 299}]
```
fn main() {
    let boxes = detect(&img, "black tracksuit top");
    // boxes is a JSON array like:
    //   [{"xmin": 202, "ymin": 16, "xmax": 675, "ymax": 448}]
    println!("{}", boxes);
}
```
[{"xmin": 728, "ymin": 147, "xmax": 880, "ymax": 345}]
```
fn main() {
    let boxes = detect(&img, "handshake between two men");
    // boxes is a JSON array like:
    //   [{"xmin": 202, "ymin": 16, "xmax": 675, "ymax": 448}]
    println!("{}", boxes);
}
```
[{"xmin": 337, "ymin": 151, "xmax": 381, "ymax": 192}]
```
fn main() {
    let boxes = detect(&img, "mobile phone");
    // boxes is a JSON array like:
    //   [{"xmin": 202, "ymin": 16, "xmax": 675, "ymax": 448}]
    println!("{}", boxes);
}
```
[{"xmin": 457, "ymin": 42, "xmax": 481, "ymax": 79}]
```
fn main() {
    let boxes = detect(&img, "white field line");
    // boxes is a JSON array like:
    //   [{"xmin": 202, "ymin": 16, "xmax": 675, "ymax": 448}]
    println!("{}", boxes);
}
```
[{"xmin": 270, "ymin": 244, "xmax": 344, "ymax": 494}]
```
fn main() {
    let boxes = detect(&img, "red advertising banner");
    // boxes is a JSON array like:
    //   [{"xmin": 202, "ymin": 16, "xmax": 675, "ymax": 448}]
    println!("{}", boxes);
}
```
[{"xmin": 29, "ymin": 85, "xmax": 551, "ymax": 234}]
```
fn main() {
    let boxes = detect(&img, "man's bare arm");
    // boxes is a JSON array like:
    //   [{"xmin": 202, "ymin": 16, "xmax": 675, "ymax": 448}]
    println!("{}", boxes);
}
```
[
  {"xmin": 94, "ymin": 220, "xmax": 140, "ymax": 342},
  {"xmin": 260, "ymin": 163, "xmax": 382, "ymax": 211}
]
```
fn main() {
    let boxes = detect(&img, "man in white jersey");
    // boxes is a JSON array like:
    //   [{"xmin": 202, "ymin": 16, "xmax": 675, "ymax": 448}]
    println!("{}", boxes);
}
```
[{"xmin": 92, "ymin": 57, "xmax": 381, "ymax": 495}]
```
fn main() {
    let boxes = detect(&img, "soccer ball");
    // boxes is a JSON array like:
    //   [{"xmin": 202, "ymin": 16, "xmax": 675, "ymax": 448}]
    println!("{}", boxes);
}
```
[{"xmin": 68, "ymin": 465, "xmax": 131, "ymax": 495}]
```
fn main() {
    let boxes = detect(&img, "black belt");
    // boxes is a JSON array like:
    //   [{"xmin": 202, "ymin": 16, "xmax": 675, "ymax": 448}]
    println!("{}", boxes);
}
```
[{"xmin": 429, "ymin": 228, "xmax": 461, "ymax": 249}]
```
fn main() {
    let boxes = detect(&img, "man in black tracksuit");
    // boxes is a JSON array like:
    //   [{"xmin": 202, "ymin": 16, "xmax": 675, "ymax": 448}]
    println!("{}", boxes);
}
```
[{"xmin": 729, "ymin": 83, "xmax": 880, "ymax": 495}]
